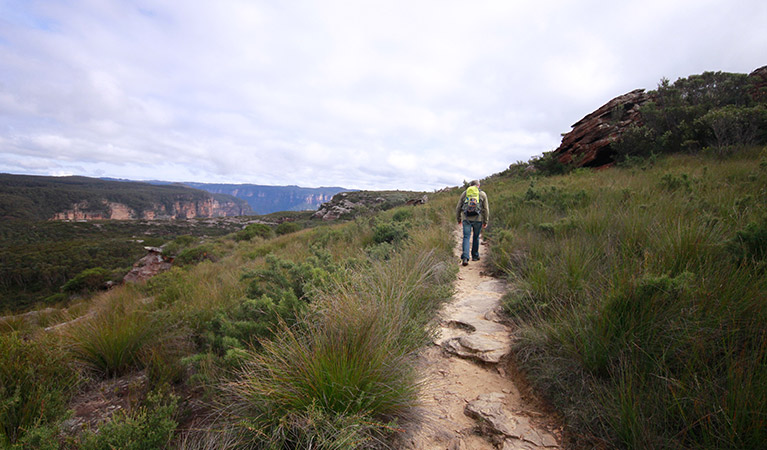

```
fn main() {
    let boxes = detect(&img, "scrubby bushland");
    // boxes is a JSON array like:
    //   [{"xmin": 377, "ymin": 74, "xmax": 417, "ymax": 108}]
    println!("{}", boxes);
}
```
[
  {"xmin": 0, "ymin": 333, "xmax": 78, "ymax": 446},
  {"xmin": 0, "ymin": 219, "xmax": 240, "ymax": 313},
  {"xmin": 0, "ymin": 184, "xmax": 457, "ymax": 448},
  {"xmin": 485, "ymin": 148, "xmax": 767, "ymax": 449}
]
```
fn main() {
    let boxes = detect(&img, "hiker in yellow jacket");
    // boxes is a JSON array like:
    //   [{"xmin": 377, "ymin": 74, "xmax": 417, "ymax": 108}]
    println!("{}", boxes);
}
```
[{"xmin": 455, "ymin": 180, "xmax": 489, "ymax": 266}]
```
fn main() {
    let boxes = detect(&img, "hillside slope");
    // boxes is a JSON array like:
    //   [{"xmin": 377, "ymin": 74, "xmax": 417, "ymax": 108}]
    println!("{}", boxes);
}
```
[{"xmin": 484, "ymin": 148, "xmax": 767, "ymax": 449}]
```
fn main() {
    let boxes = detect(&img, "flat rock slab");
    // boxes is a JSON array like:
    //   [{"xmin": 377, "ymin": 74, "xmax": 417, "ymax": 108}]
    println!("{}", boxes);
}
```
[
  {"xmin": 447, "ymin": 294, "xmax": 500, "ymax": 316},
  {"xmin": 451, "ymin": 311, "xmax": 507, "ymax": 333},
  {"xmin": 465, "ymin": 393, "xmax": 558, "ymax": 448},
  {"xmin": 477, "ymin": 280, "xmax": 507, "ymax": 294},
  {"xmin": 437, "ymin": 295, "xmax": 513, "ymax": 363},
  {"xmin": 443, "ymin": 333, "xmax": 512, "ymax": 364}
]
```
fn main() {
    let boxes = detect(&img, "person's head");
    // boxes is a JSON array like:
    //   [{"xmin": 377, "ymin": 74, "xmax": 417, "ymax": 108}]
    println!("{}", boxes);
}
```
[{"xmin": 470, "ymin": 180, "xmax": 480, "ymax": 187}]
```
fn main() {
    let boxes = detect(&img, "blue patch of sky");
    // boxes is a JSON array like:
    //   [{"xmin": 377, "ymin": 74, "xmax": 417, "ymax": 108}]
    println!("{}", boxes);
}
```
[
  {"xmin": 135, "ymin": 4, "xmax": 172, "ymax": 26},
  {"xmin": 0, "ymin": 1, "xmax": 59, "ymax": 32}
]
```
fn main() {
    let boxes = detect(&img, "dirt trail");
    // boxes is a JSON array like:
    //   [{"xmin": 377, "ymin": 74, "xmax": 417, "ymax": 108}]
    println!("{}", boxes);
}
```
[{"xmin": 401, "ymin": 228, "xmax": 561, "ymax": 450}]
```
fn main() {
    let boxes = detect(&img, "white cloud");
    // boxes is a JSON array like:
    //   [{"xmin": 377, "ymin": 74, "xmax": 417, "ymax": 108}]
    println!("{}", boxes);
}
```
[{"xmin": 0, "ymin": 0, "xmax": 766, "ymax": 190}]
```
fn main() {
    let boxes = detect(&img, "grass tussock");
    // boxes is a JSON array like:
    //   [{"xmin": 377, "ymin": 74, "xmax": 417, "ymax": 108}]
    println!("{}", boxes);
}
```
[
  {"xmin": 63, "ymin": 288, "xmax": 172, "ymax": 378},
  {"xmin": 486, "ymin": 148, "xmax": 767, "ymax": 449},
  {"xmin": 225, "ymin": 246, "xmax": 454, "ymax": 449}
]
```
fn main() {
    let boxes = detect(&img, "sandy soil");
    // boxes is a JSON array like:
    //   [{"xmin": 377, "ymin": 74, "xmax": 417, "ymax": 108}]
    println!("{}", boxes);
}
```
[{"xmin": 399, "ymin": 227, "xmax": 562, "ymax": 450}]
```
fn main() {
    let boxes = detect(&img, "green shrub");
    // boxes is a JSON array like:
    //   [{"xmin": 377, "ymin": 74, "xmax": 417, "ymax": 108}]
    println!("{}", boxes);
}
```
[
  {"xmin": 530, "ymin": 150, "xmax": 571, "ymax": 175},
  {"xmin": 61, "ymin": 267, "xmax": 113, "ymax": 294},
  {"xmin": 391, "ymin": 208, "xmax": 413, "ymax": 222},
  {"xmin": 372, "ymin": 220, "xmax": 408, "ymax": 245},
  {"xmin": 727, "ymin": 219, "xmax": 767, "ymax": 263},
  {"xmin": 659, "ymin": 172, "xmax": 693, "ymax": 192},
  {"xmin": 579, "ymin": 273, "xmax": 692, "ymax": 376},
  {"xmin": 613, "ymin": 125, "xmax": 659, "ymax": 162},
  {"xmin": 365, "ymin": 241, "xmax": 396, "ymax": 261},
  {"xmin": 200, "ymin": 293, "xmax": 306, "ymax": 357},
  {"xmin": 0, "ymin": 333, "xmax": 77, "ymax": 445},
  {"xmin": 174, "ymin": 244, "xmax": 216, "ymax": 266},
  {"xmin": 161, "ymin": 235, "xmax": 196, "ymax": 257},
  {"xmin": 234, "ymin": 223, "xmax": 273, "ymax": 241},
  {"xmin": 43, "ymin": 292, "xmax": 68, "ymax": 305},
  {"xmin": 197, "ymin": 251, "xmax": 338, "ymax": 356},
  {"xmin": 79, "ymin": 390, "xmax": 178, "ymax": 450},
  {"xmin": 501, "ymin": 160, "xmax": 534, "ymax": 178},
  {"xmin": 9, "ymin": 421, "xmax": 60, "ymax": 450},
  {"xmin": 243, "ymin": 250, "xmax": 337, "ymax": 303},
  {"xmin": 275, "ymin": 221, "xmax": 302, "ymax": 236}
]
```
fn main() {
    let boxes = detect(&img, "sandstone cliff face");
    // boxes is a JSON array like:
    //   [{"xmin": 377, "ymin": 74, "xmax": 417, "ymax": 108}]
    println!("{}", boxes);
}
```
[
  {"xmin": 52, "ymin": 201, "xmax": 129, "ymax": 221},
  {"xmin": 53, "ymin": 197, "xmax": 248, "ymax": 221},
  {"xmin": 553, "ymin": 89, "xmax": 653, "ymax": 168}
]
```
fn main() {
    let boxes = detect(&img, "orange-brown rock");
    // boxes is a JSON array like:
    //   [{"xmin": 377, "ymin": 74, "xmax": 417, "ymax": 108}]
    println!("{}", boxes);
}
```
[
  {"xmin": 748, "ymin": 65, "xmax": 767, "ymax": 103},
  {"xmin": 553, "ymin": 89, "xmax": 653, "ymax": 168}
]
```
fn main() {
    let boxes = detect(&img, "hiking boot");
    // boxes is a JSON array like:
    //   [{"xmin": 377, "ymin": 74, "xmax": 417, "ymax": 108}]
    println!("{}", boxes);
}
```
[
  {"xmin": 472, "ymin": 256, "xmax": 480, "ymax": 261},
  {"xmin": 461, "ymin": 258, "xmax": 469, "ymax": 266}
]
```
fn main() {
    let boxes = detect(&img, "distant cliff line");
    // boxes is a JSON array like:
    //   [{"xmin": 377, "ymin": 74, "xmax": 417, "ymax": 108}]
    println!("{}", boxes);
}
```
[
  {"xmin": 50, "ymin": 196, "xmax": 247, "ymax": 221},
  {"xmin": 179, "ymin": 182, "xmax": 354, "ymax": 215},
  {"xmin": 0, "ymin": 174, "xmax": 251, "ymax": 221}
]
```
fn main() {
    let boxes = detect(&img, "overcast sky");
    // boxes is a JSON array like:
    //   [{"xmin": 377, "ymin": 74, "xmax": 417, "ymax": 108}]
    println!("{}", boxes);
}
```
[{"xmin": 1, "ymin": 1, "xmax": 765, "ymax": 190}]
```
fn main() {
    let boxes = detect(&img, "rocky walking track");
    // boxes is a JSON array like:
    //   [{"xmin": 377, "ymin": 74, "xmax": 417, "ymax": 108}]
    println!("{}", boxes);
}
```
[{"xmin": 401, "ymin": 228, "xmax": 561, "ymax": 450}]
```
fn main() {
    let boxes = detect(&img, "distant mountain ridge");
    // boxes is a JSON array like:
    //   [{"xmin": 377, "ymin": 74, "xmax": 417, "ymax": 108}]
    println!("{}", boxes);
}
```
[
  {"xmin": 0, "ymin": 174, "xmax": 252, "ymax": 221},
  {"xmin": 180, "ymin": 182, "xmax": 354, "ymax": 215}
]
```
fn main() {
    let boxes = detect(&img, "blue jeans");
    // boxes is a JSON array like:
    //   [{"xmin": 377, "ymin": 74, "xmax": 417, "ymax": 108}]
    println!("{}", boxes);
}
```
[{"xmin": 461, "ymin": 219, "xmax": 482, "ymax": 260}]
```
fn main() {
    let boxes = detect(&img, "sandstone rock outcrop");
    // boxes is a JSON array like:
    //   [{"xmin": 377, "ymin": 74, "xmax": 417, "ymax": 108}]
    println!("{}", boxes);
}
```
[
  {"xmin": 405, "ymin": 194, "xmax": 429, "ymax": 206},
  {"xmin": 748, "ymin": 65, "xmax": 767, "ymax": 103},
  {"xmin": 553, "ymin": 89, "xmax": 653, "ymax": 168},
  {"xmin": 123, "ymin": 247, "xmax": 173, "ymax": 283},
  {"xmin": 312, "ymin": 190, "xmax": 427, "ymax": 221},
  {"xmin": 312, "ymin": 194, "xmax": 377, "ymax": 221}
]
